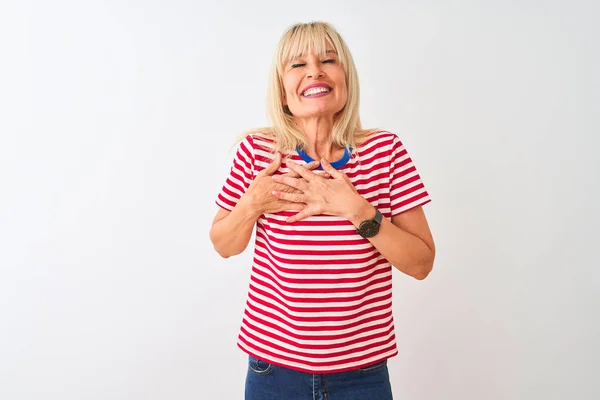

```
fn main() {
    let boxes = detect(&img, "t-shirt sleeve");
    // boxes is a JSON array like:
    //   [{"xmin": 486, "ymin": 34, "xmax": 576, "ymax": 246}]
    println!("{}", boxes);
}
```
[
  {"xmin": 215, "ymin": 135, "xmax": 255, "ymax": 212},
  {"xmin": 389, "ymin": 134, "xmax": 432, "ymax": 216}
]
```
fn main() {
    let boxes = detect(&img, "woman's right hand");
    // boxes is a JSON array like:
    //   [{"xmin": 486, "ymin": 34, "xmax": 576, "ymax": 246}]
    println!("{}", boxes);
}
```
[
  {"xmin": 243, "ymin": 152, "xmax": 324, "ymax": 215},
  {"xmin": 210, "ymin": 153, "xmax": 325, "ymax": 259}
]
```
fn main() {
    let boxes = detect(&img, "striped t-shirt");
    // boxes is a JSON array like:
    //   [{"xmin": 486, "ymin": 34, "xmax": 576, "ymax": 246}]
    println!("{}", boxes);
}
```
[{"xmin": 216, "ymin": 130, "xmax": 431, "ymax": 373}]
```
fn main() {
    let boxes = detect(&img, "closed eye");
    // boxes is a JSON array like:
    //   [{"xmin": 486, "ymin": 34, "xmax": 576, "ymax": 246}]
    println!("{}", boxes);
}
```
[{"xmin": 291, "ymin": 59, "xmax": 335, "ymax": 68}]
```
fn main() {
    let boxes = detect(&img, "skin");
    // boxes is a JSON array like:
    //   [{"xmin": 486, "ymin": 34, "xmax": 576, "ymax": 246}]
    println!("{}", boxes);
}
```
[
  {"xmin": 209, "ymin": 157, "xmax": 324, "ymax": 259},
  {"xmin": 282, "ymin": 48, "xmax": 348, "ymax": 161},
  {"xmin": 210, "ymin": 47, "xmax": 435, "ymax": 280}
]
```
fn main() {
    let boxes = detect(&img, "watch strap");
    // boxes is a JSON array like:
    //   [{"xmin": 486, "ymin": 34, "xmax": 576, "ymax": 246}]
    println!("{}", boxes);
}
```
[{"xmin": 373, "ymin": 208, "xmax": 382, "ymax": 224}]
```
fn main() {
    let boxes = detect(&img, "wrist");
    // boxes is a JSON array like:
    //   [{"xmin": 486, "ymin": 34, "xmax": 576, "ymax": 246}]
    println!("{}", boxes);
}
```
[
  {"xmin": 238, "ymin": 192, "xmax": 263, "ymax": 219},
  {"xmin": 346, "ymin": 197, "xmax": 376, "ymax": 227}
]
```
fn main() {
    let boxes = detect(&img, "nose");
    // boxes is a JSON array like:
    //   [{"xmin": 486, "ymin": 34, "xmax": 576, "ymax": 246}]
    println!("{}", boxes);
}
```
[{"xmin": 306, "ymin": 61, "xmax": 324, "ymax": 79}]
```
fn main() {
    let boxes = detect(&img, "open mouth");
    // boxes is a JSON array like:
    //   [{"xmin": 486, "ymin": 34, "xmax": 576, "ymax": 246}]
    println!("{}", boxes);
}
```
[{"xmin": 302, "ymin": 85, "xmax": 332, "ymax": 98}]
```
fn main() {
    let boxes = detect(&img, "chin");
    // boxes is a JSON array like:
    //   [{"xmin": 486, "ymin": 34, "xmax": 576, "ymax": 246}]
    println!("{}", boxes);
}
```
[{"xmin": 297, "ymin": 105, "xmax": 343, "ymax": 118}]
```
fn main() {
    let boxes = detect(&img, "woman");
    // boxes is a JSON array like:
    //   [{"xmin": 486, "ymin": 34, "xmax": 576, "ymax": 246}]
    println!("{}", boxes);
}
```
[{"xmin": 210, "ymin": 21, "xmax": 435, "ymax": 399}]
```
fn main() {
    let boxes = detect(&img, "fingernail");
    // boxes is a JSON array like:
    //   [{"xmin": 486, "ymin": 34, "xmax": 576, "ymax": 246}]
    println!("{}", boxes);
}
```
[{"xmin": 321, "ymin": 158, "xmax": 328, "ymax": 164}]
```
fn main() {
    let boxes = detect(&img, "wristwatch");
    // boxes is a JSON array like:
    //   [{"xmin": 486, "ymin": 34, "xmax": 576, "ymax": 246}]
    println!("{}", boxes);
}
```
[{"xmin": 357, "ymin": 208, "xmax": 383, "ymax": 238}]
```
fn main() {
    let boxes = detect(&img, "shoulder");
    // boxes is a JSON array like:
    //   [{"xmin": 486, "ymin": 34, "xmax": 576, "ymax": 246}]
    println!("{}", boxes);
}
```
[
  {"xmin": 355, "ymin": 129, "xmax": 402, "ymax": 150},
  {"xmin": 235, "ymin": 129, "xmax": 280, "ymax": 169},
  {"xmin": 239, "ymin": 128, "xmax": 276, "ymax": 148},
  {"xmin": 235, "ymin": 128, "xmax": 276, "ymax": 154}
]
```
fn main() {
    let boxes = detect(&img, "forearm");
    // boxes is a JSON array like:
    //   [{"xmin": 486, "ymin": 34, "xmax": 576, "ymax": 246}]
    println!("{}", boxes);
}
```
[
  {"xmin": 347, "ymin": 199, "xmax": 435, "ymax": 280},
  {"xmin": 210, "ymin": 196, "xmax": 261, "ymax": 258}
]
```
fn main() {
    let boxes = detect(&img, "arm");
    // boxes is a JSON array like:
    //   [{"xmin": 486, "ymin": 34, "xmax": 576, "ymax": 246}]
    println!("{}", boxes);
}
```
[
  {"xmin": 209, "ymin": 154, "xmax": 280, "ymax": 259},
  {"xmin": 272, "ymin": 158, "xmax": 435, "ymax": 280},
  {"xmin": 210, "ymin": 154, "xmax": 322, "ymax": 258},
  {"xmin": 209, "ymin": 198, "xmax": 261, "ymax": 258},
  {"xmin": 347, "ymin": 201, "xmax": 435, "ymax": 280}
]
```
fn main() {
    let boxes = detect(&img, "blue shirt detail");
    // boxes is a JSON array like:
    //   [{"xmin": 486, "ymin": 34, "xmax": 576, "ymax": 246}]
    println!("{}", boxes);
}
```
[{"xmin": 296, "ymin": 146, "xmax": 353, "ymax": 170}]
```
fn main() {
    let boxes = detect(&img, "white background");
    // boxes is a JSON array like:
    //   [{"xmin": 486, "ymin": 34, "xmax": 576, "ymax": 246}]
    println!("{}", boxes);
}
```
[{"xmin": 1, "ymin": 0, "xmax": 599, "ymax": 399}]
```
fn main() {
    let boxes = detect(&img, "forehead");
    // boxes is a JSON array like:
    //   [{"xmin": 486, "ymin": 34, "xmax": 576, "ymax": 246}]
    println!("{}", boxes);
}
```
[{"xmin": 279, "ymin": 30, "xmax": 341, "ymax": 64}]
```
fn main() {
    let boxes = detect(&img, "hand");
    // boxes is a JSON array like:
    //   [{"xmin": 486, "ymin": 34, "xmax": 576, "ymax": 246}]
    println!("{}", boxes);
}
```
[
  {"xmin": 243, "ymin": 152, "xmax": 326, "ymax": 215},
  {"xmin": 271, "ymin": 158, "xmax": 369, "ymax": 223}
]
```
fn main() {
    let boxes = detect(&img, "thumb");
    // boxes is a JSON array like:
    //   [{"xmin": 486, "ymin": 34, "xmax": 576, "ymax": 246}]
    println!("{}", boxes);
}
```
[{"xmin": 262, "ymin": 152, "xmax": 282, "ymax": 176}]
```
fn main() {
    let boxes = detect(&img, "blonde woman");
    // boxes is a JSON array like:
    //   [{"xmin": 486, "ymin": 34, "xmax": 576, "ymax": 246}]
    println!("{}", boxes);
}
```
[{"xmin": 210, "ymin": 21, "xmax": 435, "ymax": 399}]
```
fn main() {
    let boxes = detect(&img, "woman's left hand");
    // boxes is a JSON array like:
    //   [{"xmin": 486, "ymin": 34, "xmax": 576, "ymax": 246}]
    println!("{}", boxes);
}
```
[{"xmin": 271, "ymin": 158, "xmax": 369, "ymax": 223}]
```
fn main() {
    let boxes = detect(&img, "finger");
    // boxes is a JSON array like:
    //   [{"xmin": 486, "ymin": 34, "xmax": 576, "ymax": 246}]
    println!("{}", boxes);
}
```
[
  {"xmin": 272, "ymin": 190, "xmax": 307, "ymax": 204},
  {"xmin": 274, "ymin": 184, "xmax": 303, "ymax": 195},
  {"xmin": 302, "ymin": 160, "xmax": 321, "ymax": 171},
  {"xmin": 277, "ymin": 186, "xmax": 303, "ymax": 195},
  {"xmin": 287, "ymin": 161, "xmax": 315, "ymax": 181},
  {"xmin": 277, "ymin": 202, "xmax": 305, "ymax": 212},
  {"xmin": 272, "ymin": 175, "xmax": 307, "ymax": 190},
  {"xmin": 286, "ymin": 208, "xmax": 314, "ymax": 223},
  {"xmin": 284, "ymin": 160, "xmax": 320, "ymax": 177},
  {"xmin": 320, "ymin": 158, "xmax": 344, "ymax": 179},
  {"xmin": 305, "ymin": 160, "xmax": 321, "ymax": 170},
  {"xmin": 260, "ymin": 152, "xmax": 282, "ymax": 176}
]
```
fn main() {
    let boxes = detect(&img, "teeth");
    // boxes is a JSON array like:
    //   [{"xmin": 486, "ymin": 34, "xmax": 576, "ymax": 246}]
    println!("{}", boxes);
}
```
[{"xmin": 303, "ymin": 87, "xmax": 331, "ymax": 96}]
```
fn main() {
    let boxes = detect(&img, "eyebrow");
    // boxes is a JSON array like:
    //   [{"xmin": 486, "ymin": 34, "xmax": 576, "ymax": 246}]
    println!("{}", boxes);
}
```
[{"xmin": 291, "ymin": 49, "xmax": 337, "ymax": 59}]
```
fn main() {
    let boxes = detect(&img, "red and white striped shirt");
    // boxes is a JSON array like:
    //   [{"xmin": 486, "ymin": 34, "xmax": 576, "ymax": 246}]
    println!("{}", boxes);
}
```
[{"xmin": 216, "ymin": 130, "xmax": 431, "ymax": 373}]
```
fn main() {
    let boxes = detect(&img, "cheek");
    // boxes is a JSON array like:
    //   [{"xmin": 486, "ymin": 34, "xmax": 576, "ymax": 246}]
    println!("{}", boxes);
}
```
[
  {"xmin": 282, "ymin": 74, "xmax": 300, "ymax": 97},
  {"xmin": 336, "ymin": 82, "xmax": 348, "ymax": 101},
  {"xmin": 333, "ymin": 72, "xmax": 347, "ymax": 99}
]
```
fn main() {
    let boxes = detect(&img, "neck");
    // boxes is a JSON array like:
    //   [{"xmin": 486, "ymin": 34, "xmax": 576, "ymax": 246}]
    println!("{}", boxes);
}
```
[{"xmin": 295, "ymin": 116, "xmax": 342, "ymax": 161}]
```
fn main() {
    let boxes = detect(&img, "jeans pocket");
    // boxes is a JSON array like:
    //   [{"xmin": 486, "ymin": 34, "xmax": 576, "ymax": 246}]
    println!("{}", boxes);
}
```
[
  {"xmin": 357, "ymin": 359, "xmax": 387, "ymax": 373},
  {"xmin": 248, "ymin": 355, "xmax": 274, "ymax": 376}
]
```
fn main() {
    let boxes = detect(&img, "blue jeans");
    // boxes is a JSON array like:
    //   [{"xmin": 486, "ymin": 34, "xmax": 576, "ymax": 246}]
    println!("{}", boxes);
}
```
[{"xmin": 245, "ymin": 355, "xmax": 393, "ymax": 399}]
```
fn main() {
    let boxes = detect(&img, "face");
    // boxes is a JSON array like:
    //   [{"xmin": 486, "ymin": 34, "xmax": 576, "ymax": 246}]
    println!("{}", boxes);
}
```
[{"xmin": 281, "ymin": 48, "xmax": 348, "ymax": 120}]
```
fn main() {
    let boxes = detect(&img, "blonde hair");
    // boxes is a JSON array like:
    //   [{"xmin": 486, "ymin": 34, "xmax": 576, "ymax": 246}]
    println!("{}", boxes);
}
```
[{"xmin": 241, "ymin": 21, "xmax": 380, "ymax": 153}]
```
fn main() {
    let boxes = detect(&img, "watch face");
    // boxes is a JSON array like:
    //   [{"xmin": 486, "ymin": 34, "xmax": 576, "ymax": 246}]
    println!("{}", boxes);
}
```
[{"xmin": 359, "ymin": 221, "xmax": 379, "ymax": 238}]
